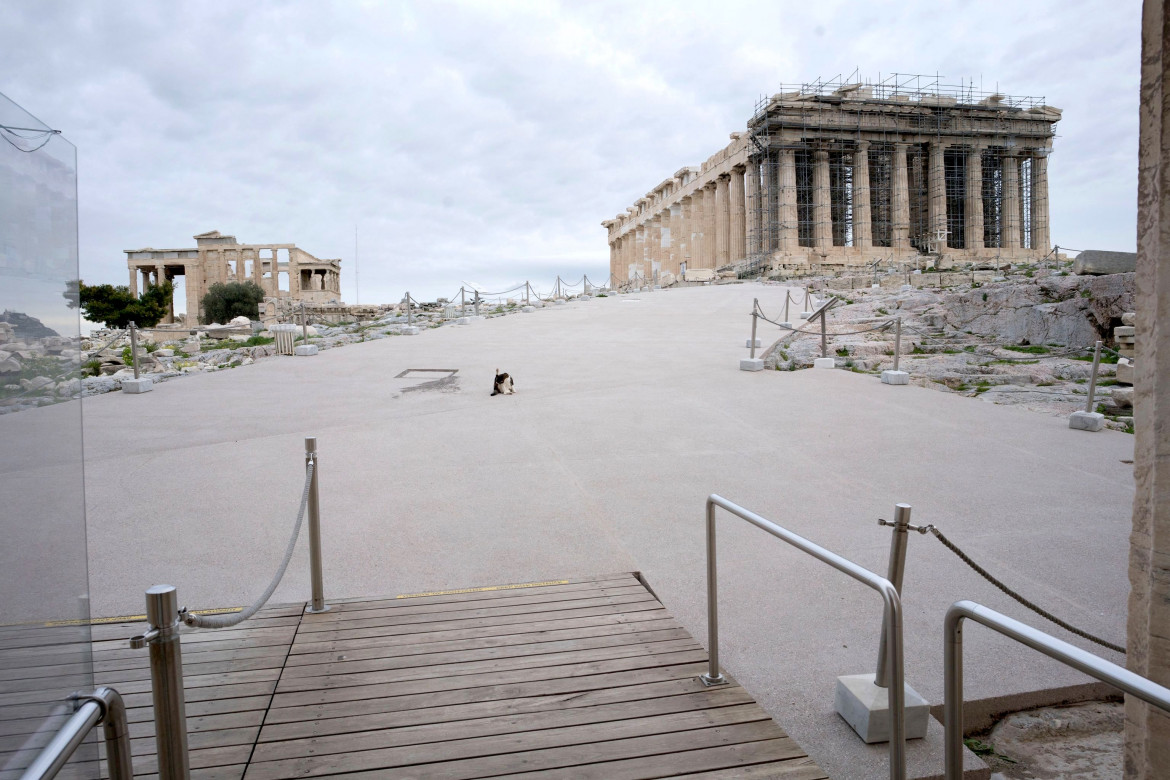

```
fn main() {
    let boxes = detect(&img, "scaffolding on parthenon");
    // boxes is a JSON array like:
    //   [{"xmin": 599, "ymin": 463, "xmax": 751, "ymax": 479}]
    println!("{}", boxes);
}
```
[{"xmin": 745, "ymin": 72, "xmax": 1058, "ymax": 274}]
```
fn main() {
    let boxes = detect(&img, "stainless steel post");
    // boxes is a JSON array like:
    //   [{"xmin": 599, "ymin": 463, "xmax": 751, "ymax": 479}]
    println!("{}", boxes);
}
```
[
  {"xmin": 700, "ymin": 499, "xmax": 725, "ymax": 686},
  {"xmin": 750, "ymin": 299, "xmax": 759, "ymax": 360},
  {"xmin": 305, "ymin": 437, "xmax": 327, "ymax": 613},
  {"xmin": 129, "ymin": 322, "xmax": 140, "ymax": 380},
  {"xmin": 1084, "ymin": 340, "xmax": 1102, "ymax": 414},
  {"xmin": 405, "ymin": 293, "xmax": 412, "ymax": 325},
  {"xmin": 525, "ymin": 283, "xmax": 530, "ymax": 305},
  {"xmin": 783, "ymin": 291, "xmax": 790, "ymax": 323},
  {"xmin": 894, "ymin": 317, "xmax": 902, "ymax": 372},
  {"xmin": 300, "ymin": 303, "xmax": 308, "ymax": 343},
  {"xmin": 875, "ymin": 504, "xmax": 912, "ymax": 688},
  {"xmin": 820, "ymin": 310, "xmax": 828, "ymax": 358},
  {"xmin": 461, "ymin": 287, "xmax": 466, "ymax": 317},
  {"xmin": 129, "ymin": 585, "xmax": 189, "ymax": 780},
  {"xmin": 94, "ymin": 686, "xmax": 133, "ymax": 780},
  {"xmin": 474, "ymin": 291, "xmax": 481, "ymax": 317}
]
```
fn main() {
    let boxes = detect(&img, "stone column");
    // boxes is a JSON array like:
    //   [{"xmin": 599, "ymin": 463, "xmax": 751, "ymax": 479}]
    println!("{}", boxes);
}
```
[
  {"xmin": 779, "ymin": 149, "xmax": 798, "ymax": 252},
  {"xmin": 715, "ymin": 174, "xmax": 731, "ymax": 267},
  {"xmin": 649, "ymin": 215, "xmax": 662, "ymax": 278},
  {"xmin": 853, "ymin": 142, "xmax": 873, "ymax": 251},
  {"xmin": 1129, "ymin": 4, "xmax": 1170, "ymax": 775},
  {"xmin": 609, "ymin": 240, "xmax": 618, "ymax": 282},
  {"xmin": 965, "ymin": 147, "xmax": 985, "ymax": 250},
  {"xmin": 766, "ymin": 154, "xmax": 780, "ymax": 253},
  {"xmin": 129, "ymin": 266, "xmax": 139, "ymax": 297},
  {"xmin": 1003, "ymin": 152, "xmax": 1021, "ymax": 249},
  {"xmin": 678, "ymin": 197, "xmax": 691, "ymax": 272},
  {"xmin": 634, "ymin": 225, "xmax": 646, "ymax": 282},
  {"xmin": 813, "ymin": 148, "xmax": 832, "ymax": 250},
  {"xmin": 892, "ymin": 143, "xmax": 911, "ymax": 249},
  {"xmin": 745, "ymin": 161, "xmax": 760, "ymax": 258},
  {"xmin": 155, "ymin": 264, "xmax": 165, "ymax": 288},
  {"xmin": 1031, "ymin": 150, "xmax": 1051, "ymax": 251},
  {"xmin": 664, "ymin": 207, "xmax": 676, "ymax": 275},
  {"xmin": 730, "ymin": 165, "xmax": 747, "ymax": 263},
  {"xmin": 929, "ymin": 140, "xmax": 948, "ymax": 250}
]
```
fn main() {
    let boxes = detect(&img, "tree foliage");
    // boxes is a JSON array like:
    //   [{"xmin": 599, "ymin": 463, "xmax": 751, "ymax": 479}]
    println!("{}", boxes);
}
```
[
  {"xmin": 79, "ymin": 280, "xmax": 172, "ymax": 328},
  {"xmin": 200, "ymin": 281, "xmax": 265, "ymax": 325}
]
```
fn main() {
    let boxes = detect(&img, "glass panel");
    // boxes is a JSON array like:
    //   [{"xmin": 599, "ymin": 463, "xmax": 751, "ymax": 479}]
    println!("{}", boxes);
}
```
[{"xmin": 0, "ymin": 91, "xmax": 94, "ymax": 776}]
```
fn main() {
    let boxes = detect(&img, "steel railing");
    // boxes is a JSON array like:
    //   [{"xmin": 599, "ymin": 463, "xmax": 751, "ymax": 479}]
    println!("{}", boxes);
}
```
[
  {"xmin": 943, "ymin": 600, "xmax": 1170, "ymax": 780},
  {"xmin": 18, "ymin": 687, "xmax": 133, "ymax": 780},
  {"xmin": 700, "ymin": 494, "xmax": 907, "ymax": 780}
]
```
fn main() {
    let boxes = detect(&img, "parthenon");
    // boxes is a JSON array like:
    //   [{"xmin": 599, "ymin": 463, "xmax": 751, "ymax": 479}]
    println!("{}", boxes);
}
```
[
  {"xmin": 126, "ymin": 231, "xmax": 342, "ymax": 325},
  {"xmin": 604, "ymin": 75, "xmax": 1062, "ymax": 282}
]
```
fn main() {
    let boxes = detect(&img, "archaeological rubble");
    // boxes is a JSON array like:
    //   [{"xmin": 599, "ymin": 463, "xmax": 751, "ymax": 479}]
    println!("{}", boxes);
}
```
[{"xmin": 604, "ymin": 75, "xmax": 1060, "ymax": 284}]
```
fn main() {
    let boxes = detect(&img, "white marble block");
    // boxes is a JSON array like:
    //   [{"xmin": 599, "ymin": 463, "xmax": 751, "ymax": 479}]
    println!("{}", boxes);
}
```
[
  {"xmin": 814, "ymin": 357, "xmax": 836, "ymax": 369},
  {"xmin": 1069, "ymin": 411, "xmax": 1105, "ymax": 431},
  {"xmin": 835, "ymin": 673, "xmax": 930, "ymax": 744},
  {"xmin": 881, "ymin": 370, "xmax": 909, "ymax": 385},
  {"xmin": 739, "ymin": 358, "xmax": 764, "ymax": 372},
  {"xmin": 121, "ymin": 377, "xmax": 153, "ymax": 394}
]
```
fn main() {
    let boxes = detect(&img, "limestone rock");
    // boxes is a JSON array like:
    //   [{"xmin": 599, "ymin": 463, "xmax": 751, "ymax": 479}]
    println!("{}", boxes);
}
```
[{"xmin": 1072, "ymin": 250, "xmax": 1136, "ymax": 275}]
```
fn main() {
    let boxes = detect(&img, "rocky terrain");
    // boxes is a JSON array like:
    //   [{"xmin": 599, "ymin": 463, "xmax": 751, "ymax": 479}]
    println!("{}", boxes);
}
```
[{"xmin": 759, "ymin": 262, "xmax": 1136, "ymax": 431}]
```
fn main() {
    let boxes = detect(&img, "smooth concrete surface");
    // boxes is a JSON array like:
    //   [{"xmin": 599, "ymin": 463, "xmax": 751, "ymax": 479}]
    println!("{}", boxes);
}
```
[
  {"xmin": 835, "ymin": 673, "xmax": 931, "ymax": 744},
  {"xmin": 62, "ymin": 282, "xmax": 1133, "ymax": 780}
]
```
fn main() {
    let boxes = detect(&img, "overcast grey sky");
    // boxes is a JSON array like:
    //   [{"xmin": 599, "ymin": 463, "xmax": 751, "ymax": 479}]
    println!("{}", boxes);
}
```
[{"xmin": 0, "ymin": 0, "xmax": 1142, "ymax": 305}]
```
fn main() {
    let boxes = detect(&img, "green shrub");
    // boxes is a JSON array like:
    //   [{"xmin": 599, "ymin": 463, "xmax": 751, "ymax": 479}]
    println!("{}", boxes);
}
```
[
  {"xmin": 200, "ymin": 281, "xmax": 265, "ymax": 325},
  {"xmin": 80, "ymin": 280, "xmax": 173, "ymax": 328},
  {"xmin": 1004, "ymin": 344, "xmax": 1049, "ymax": 354}
]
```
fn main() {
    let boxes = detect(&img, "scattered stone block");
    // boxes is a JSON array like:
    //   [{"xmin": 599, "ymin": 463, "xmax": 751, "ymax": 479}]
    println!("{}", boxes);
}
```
[
  {"xmin": 121, "ymin": 377, "xmax": 153, "ymax": 394},
  {"xmin": 881, "ymin": 370, "xmax": 909, "ymax": 385},
  {"xmin": 1073, "ymin": 250, "xmax": 1137, "ymax": 275},
  {"xmin": 745, "ymin": 338, "xmax": 762, "ymax": 348},
  {"xmin": 814, "ymin": 357, "xmax": 836, "ymax": 369},
  {"xmin": 294, "ymin": 344, "xmax": 318, "ymax": 356},
  {"xmin": 1111, "ymin": 386, "xmax": 1134, "ymax": 409},
  {"xmin": 739, "ymin": 358, "xmax": 764, "ymax": 372},
  {"xmin": 1116, "ymin": 358, "xmax": 1134, "ymax": 385},
  {"xmin": 1069, "ymin": 411, "xmax": 1106, "ymax": 431},
  {"xmin": 1122, "ymin": 312, "xmax": 1136, "ymax": 326},
  {"xmin": 834, "ymin": 673, "xmax": 930, "ymax": 744},
  {"xmin": 154, "ymin": 348, "xmax": 174, "ymax": 357}
]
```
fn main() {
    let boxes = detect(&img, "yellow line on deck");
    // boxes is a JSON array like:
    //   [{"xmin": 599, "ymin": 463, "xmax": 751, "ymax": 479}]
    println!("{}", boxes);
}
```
[
  {"xmin": 29, "ymin": 607, "xmax": 243, "ymax": 628},
  {"xmin": 396, "ymin": 580, "xmax": 570, "ymax": 599}
]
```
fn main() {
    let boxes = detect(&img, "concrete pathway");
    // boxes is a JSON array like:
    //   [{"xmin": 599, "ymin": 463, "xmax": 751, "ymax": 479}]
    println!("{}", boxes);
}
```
[{"xmin": 77, "ymin": 283, "xmax": 1135, "ymax": 780}]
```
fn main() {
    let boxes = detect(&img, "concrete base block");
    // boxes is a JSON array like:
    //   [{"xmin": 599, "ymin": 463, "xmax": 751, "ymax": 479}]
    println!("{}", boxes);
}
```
[
  {"xmin": 900, "ymin": 284, "xmax": 913, "ymax": 291},
  {"xmin": 454, "ymin": 317, "xmax": 471, "ymax": 325},
  {"xmin": 522, "ymin": 306, "xmax": 536, "ymax": 313},
  {"xmin": 800, "ymin": 312, "xmax": 813, "ymax": 320},
  {"xmin": 580, "ymin": 295, "xmax": 591, "ymax": 300},
  {"xmin": 745, "ymin": 338, "xmax": 762, "ymax": 348},
  {"xmin": 653, "ymin": 285, "xmax": 661, "ymax": 290},
  {"xmin": 294, "ymin": 344, "xmax": 318, "ymax": 356},
  {"xmin": 834, "ymin": 673, "xmax": 930, "ymax": 744},
  {"xmin": 555, "ymin": 299, "xmax": 567, "ymax": 305},
  {"xmin": 121, "ymin": 377, "xmax": 153, "ymax": 394},
  {"xmin": 1069, "ymin": 411, "xmax": 1105, "ymax": 431},
  {"xmin": 778, "ymin": 322, "xmax": 793, "ymax": 329},
  {"xmin": 401, "ymin": 326, "xmax": 420, "ymax": 335},
  {"xmin": 740, "ymin": 358, "xmax": 765, "ymax": 372},
  {"xmin": 881, "ymin": 370, "xmax": 909, "ymax": 385},
  {"xmin": 871, "ymin": 284, "xmax": 881, "ymax": 289},
  {"xmin": 814, "ymin": 357, "xmax": 836, "ymax": 369}
]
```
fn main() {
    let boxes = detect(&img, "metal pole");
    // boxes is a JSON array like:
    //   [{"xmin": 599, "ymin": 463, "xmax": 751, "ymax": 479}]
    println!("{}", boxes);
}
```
[
  {"xmin": 750, "ymin": 301, "xmax": 758, "ymax": 360},
  {"xmin": 128, "ymin": 585, "xmax": 189, "ymax": 780},
  {"xmin": 525, "ymin": 282, "xmax": 530, "ymax": 305},
  {"xmin": 783, "ymin": 291, "xmax": 790, "ymax": 323},
  {"xmin": 1085, "ymin": 340, "xmax": 1102, "ymax": 414},
  {"xmin": 17, "ymin": 687, "xmax": 134, "ymax": 780},
  {"xmin": 474, "ymin": 291, "xmax": 481, "ymax": 317},
  {"xmin": 821, "ymin": 310, "xmax": 828, "ymax": 359},
  {"xmin": 700, "ymin": 500, "xmax": 725, "ymax": 686},
  {"xmin": 305, "ymin": 437, "xmax": 327, "ymax": 613},
  {"xmin": 875, "ymin": 504, "xmax": 912, "ymax": 687},
  {"xmin": 461, "ymin": 287, "xmax": 466, "ymax": 317},
  {"xmin": 405, "ymin": 293, "xmax": 411, "ymax": 325},
  {"xmin": 894, "ymin": 317, "xmax": 902, "ymax": 372},
  {"xmin": 300, "ymin": 303, "xmax": 308, "ymax": 343},
  {"xmin": 129, "ymin": 322, "xmax": 140, "ymax": 380}
]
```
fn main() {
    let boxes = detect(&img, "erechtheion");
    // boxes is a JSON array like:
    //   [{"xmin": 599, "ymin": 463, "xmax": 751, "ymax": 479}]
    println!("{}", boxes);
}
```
[
  {"xmin": 125, "ymin": 230, "xmax": 342, "ymax": 326},
  {"xmin": 603, "ymin": 75, "xmax": 1061, "ymax": 283}
]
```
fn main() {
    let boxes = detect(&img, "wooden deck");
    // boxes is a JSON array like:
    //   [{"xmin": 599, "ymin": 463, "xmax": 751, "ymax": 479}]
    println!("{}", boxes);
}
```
[{"xmin": 7, "ymin": 574, "xmax": 827, "ymax": 779}]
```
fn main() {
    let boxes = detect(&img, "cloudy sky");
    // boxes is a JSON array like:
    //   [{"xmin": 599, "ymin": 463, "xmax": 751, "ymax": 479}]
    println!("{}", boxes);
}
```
[{"xmin": 1, "ymin": 0, "xmax": 1143, "ymax": 306}]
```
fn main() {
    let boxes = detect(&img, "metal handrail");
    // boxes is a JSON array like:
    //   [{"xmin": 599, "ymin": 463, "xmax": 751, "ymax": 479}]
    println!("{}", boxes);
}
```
[
  {"xmin": 701, "ymin": 494, "xmax": 907, "ymax": 780},
  {"xmin": 943, "ymin": 600, "xmax": 1170, "ymax": 779},
  {"xmin": 18, "ymin": 687, "xmax": 133, "ymax": 780}
]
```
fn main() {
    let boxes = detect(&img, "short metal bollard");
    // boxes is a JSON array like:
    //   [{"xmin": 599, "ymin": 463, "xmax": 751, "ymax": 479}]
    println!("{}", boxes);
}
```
[
  {"xmin": 128, "ymin": 585, "xmax": 190, "ymax": 780},
  {"xmin": 1068, "ymin": 340, "xmax": 1105, "ymax": 431},
  {"xmin": 881, "ymin": 317, "xmax": 909, "ymax": 385},
  {"xmin": 305, "ymin": 437, "xmax": 329, "ymax": 613}
]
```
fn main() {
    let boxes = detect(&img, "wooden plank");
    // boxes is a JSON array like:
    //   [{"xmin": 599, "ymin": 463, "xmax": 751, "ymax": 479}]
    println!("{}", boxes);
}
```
[
  {"xmin": 668, "ymin": 755, "xmax": 830, "ymax": 779},
  {"xmin": 243, "ymin": 703, "xmax": 773, "ymax": 780},
  {"xmin": 252, "ymin": 686, "xmax": 754, "ymax": 764}
]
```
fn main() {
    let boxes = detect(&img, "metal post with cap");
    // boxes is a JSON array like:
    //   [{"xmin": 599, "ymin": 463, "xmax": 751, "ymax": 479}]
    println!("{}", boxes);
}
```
[
  {"xmin": 305, "ymin": 437, "xmax": 328, "ymax": 613},
  {"xmin": 128, "ymin": 585, "xmax": 190, "ymax": 780}
]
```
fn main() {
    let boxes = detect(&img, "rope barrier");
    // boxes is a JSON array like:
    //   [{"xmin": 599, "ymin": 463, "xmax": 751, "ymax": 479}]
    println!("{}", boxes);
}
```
[
  {"xmin": 85, "ymin": 330, "xmax": 127, "ymax": 356},
  {"xmin": 915, "ymin": 523, "xmax": 1125, "ymax": 654},
  {"xmin": 184, "ymin": 462, "xmax": 314, "ymax": 629}
]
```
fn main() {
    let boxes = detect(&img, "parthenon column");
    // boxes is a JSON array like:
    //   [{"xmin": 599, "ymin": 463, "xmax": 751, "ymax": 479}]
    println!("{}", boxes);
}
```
[
  {"xmin": 679, "ymin": 196, "xmax": 691, "ymax": 271},
  {"xmin": 813, "ymin": 148, "xmax": 832, "ymax": 250},
  {"xmin": 965, "ymin": 147, "xmax": 985, "ymax": 250},
  {"xmin": 892, "ymin": 143, "xmax": 911, "ymax": 249},
  {"xmin": 779, "ymin": 149, "xmax": 798, "ymax": 252},
  {"xmin": 730, "ymin": 165, "xmax": 746, "ymax": 263},
  {"xmin": 649, "ymin": 214, "xmax": 662, "ymax": 278},
  {"xmin": 1031, "ymin": 149, "xmax": 1050, "ymax": 251},
  {"xmin": 929, "ymin": 140, "xmax": 948, "ymax": 250},
  {"xmin": 745, "ymin": 161, "xmax": 760, "ymax": 258},
  {"xmin": 634, "ymin": 224, "xmax": 646, "ymax": 281},
  {"xmin": 1003, "ymin": 152, "xmax": 1021, "ymax": 250},
  {"xmin": 766, "ymin": 154, "xmax": 781, "ymax": 253},
  {"xmin": 715, "ymin": 174, "xmax": 731, "ymax": 267},
  {"xmin": 853, "ymin": 142, "xmax": 873, "ymax": 251},
  {"xmin": 703, "ymin": 182, "xmax": 718, "ymax": 268},
  {"xmin": 662, "ymin": 207, "xmax": 675, "ymax": 274}
]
